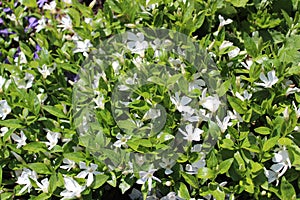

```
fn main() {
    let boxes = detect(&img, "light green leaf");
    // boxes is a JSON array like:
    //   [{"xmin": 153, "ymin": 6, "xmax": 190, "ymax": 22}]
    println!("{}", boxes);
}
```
[
  {"xmin": 226, "ymin": 0, "xmax": 248, "ymax": 7},
  {"xmin": 219, "ymin": 158, "xmax": 234, "ymax": 174},
  {"xmin": 254, "ymin": 127, "xmax": 271, "ymax": 135},
  {"xmin": 178, "ymin": 182, "xmax": 191, "ymax": 199},
  {"xmin": 92, "ymin": 174, "xmax": 109, "ymax": 189},
  {"xmin": 27, "ymin": 163, "xmax": 52, "ymax": 175},
  {"xmin": 43, "ymin": 105, "xmax": 68, "ymax": 118},
  {"xmin": 280, "ymin": 177, "xmax": 296, "ymax": 200}
]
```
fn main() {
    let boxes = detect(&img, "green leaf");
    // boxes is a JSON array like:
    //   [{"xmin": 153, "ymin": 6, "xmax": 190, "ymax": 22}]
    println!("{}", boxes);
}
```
[
  {"xmin": 92, "ymin": 174, "xmax": 109, "ymax": 189},
  {"xmin": 63, "ymin": 152, "xmax": 86, "ymax": 163},
  {"xmin": 280, "ymin": 177, "xmax": 296, "ymax": 200},
  {"xmin": 227, "ymin": 96, "xmax": 247, "ymax": 114},
  {"xmin": 219, "ymin": 158, "xmax": 234, "ymax": 174},
  {"xmin": 43, "ymin": 105, "xmax": 68, "ymax": 118},
  {"xmin": 181, "ymin": 172, "xmax": 199, "ymax": 188},
  {"xmin": 243, "ymin": 32, "xmax": 258, "ymax": 57},
  {"xmin": 178, "ymin": 182, "xmax": 191, "ymax": 199},
  {"xmin": 22, "ymin": 0, "xmax": 37, "ymax": 8},
  {"xmin": 263, "ymin": 136, "xmax": 279, "ymax": 151},
  {"xmin": 0, "ymin": 119, "xmax": 24, "ymax": 128},
  {"xmin": 0, "ymin": 193, "xmax": 13, "ymax": 200},
  {"xmin": 23, "ymin": 142, "xmax": 47, "ymax": 153},
  {"xmin": 226, "ymin": 0, "xmax": 248, "ymax": 7},
  {"xmin": 27, "ymin": 163, "xmax": 52, "ymax": 174},
  {"xmin": 254, "ymin": 127, "xmax": 271, "ymax": 135},
  {"xmin": 278, "ymin": 137, "xmax": 293, "ymax": 146},
  {"xmin": 197, "ymin": 167, "xmax": 215, "ymax": 179}
]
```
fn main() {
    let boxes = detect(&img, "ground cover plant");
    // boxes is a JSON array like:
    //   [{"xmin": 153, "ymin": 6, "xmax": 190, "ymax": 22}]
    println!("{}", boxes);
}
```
[{"xmin": 0, "ymin": 0, "xmax": 300, "ymax": 199}]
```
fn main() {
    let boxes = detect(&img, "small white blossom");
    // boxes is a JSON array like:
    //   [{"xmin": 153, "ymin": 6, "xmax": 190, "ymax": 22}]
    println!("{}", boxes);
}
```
[
  {"xmin": 36, "ymin": 16, "xmax": 47, "ymax": 32},
  {"xmin": 38, "ymin": 64, "xmax": 55, "ymax": 79},
  {"xmin": 179, "ymin": 124, "xmax": 203, "ymax": 142},
  {"xmin": 228, "ymin": 47, "xmax": 240, "ymax": 59},
  {"xmin": 143, "ymin": 108, "xmax": 161, "ymax": 120},
  {"xmin": 76, "ymin": 162, "xmax": 101, "ymax": 187},
  {"xmin": 0, "ymin": 100, "xmax": 11, "ymax": 120},
  {"xmin": 292, "ymin": 101, "xmax": 300, "ymax": 118},
  {"xmin": 186, "ymin": 157, "xmax": 206, "ymax": 175},
  {"xmin": 93, "ymin": 93, "xmax": 105, "ymax": 109},
  {"xmin": 14, "ymin": 51, "xmax": 27, "ymax": 64},
  {"xmin": 200, "ymin": 88, "xmax": 221, "ymax": 113},
  {"xmin": 73, "ymin": 39, "xmax": 93, "ymax": 57},
  {"xmin": 60, "ymin": 176, "xmax": 86, "ymax": 200},
  {"xmin": 127, "ymin": 32, "xmax": 148, "ymax": 57},
  {"xmin": 255, "ymin": 70, "xmax": 278, "ymax": 88},
  {"xmin": 218, "ymin": 15, "xmax": 233, "ymax": 27},
  {"xmin": 216, "ymin": 116, "xmax": 232, "ymax": 133},
  {"xmin": 43, "ymin": 1, "xmax": 57, "ymax": 13},
  {"xmin": 11, "ymin": 131, "xmax": 27, "ymax": 148},
  {"xmin": 60, "ymin": 158, "xmax": 76, "ymax": 171},
  {"xmin": 235, "ymin": 90, "xmax": 252, "ymax": 101},
  {"xmin": 113, "ymin": 133, "xmax": 131, "ymax": 148},
  {"xmin": 0, "ymin": 127, "xmax": 8, "ymax": 137},
  {"xmin": 44, "ymin": 129, "xmax": 61, "ymax": 150},
  {"xmin": 58, "ymin": 15, "xmax": 72, "ymax": 31},
  {"xmin": 12, "ymin": 73, "xmax": 34, "ymax": 89},
  {"xmin": 219, "ymin": 40, "xmax": 233, "ymax": 51},
  {"xmin": 136, "ymin": 168, "xmax": 161, "ymax": 191},
  {"xmin": 159, "ymin": 157, "xmax": 175, "ymax": 175},
  {"xmin": 35, "ymin": 178, "xmax": 49, "ymax": 193},
  {"xmin": 16, "ymin": 168, "xmax": 38, "ymax": 194},
  {"xmin": 170, "ymin": 92, "xmax": 193, "ymax": 113}
]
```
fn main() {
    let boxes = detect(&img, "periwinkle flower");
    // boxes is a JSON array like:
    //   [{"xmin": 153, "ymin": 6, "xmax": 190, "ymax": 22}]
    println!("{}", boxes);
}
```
[
  {"xmin": 37, "ymin": 0, "xmax": 48, "ymax": 8},
  {"xmin": 34, "ymin": 44, "xmax": 42, "ymax": 59}
]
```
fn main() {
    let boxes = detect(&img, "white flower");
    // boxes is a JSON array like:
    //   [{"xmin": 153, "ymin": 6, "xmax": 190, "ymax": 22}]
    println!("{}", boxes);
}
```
[
  {"xmin": 60, "ymin": 158, "xmax": 76, "ymax": 171},
  {"xmin": 12, "ymin": 72, "xmax": 34, "ymax": 89},
  {"xmin": 14, "ymin": 51, "xmax": 27, "ymax": 64},
  {"xmin": 60, "ymin": 176, "xmax": 86, "ymax": 200},
  {"xmin": 0, "ymin": 100, "xmax": 11, "ymax": 120},
  {"xmin": 219, "ymin": 40, "xmax": 233, "ymax": 51},
  {"xmin": 76, "ymin": 162, "xmax": 101, "ymax": 187},
  {"xmin": 113, "ymin": 133, "xmax": 131, "ymax": 148},
  {"xmin": 235, "ymin": 90, "xmax": 252, "ymax": 101},
  {"xmin": 58, "ymin": 15, "xmax": 72, "ymax": 31},
  {"xmin": 11, "ymin": 131, "xmax": 27, "ymax": 148},
  {"xmin": 0, "ymin": 127, "xmax": 8, "ymax": 137},
  {"xmin": 136, "ymin": 168, "xmax": 161, "ymax": 191},
  {"xmin": 228, "ymin": 47, "xmax": 240, "ymax": 59},
  {"xmin": 0, "ymin": 76, "xmax": 6, "ymax": 93},
  {"xmin": 286, "ymin": 87, "xmax": 300, "ymax": 96},
  {"xmin": 44, "ymin": 129, "xmax": 61, "ymax": 150},
  {"xmin": 170, "ymin": 92, "xmax": 193, "ymax": 113},
  {"xmin": 182, "ymin": 111, "xmax": 199, "ymax": 122},
  {"xmin": 255, "ymin": 70, "xmax": 278, "ymax": 88},
  {"xmin": 36, "ymin": 16, "xmax": 47, "ymax": 32},
  {"xmin": 218, "ymin": 15, "xmax": 233, "ymax": 27},
  {"xmin": 200, "ymin": 88, "xmax": 221, "ymax": 113},
  {"xmin": 292, "ymin": 101, "xmax": 300, "ymax": 118},
  {"xmin": 186, "ymin": 157, "xmax": 206, "ymax": 175},
  {"xmin": 127, "ymin": 32, "xmax": 148, "ymax": 57},
  {"xmin": 16, "ymin": 168, "xmax": 38, "ymax": 194},
  {"xmin": 241, "ymin": 58, "xmax": 253, "ymax": 70},
  {"xmin": 73, "ymin": 39, "xmax": 93, "ymax": 57},
  {"xmin": 38, "ymin": 64, "xmax": 55, "ymax": 79},
  {"xmin": 179, "ymin": 124, "xmax": 203, "ymax": 142},
  {"xmin": 188, "ymin": 76, "xmax": 205, "ymax": 92},
  {"xmin": 93, "ymin": 93, "xmax": 105, "ymax": 109},
  {"xmin": 159, "ymin": 157, "xmax": 175, "ymax": 175},
  {"xmin": 216, "ymin": 116, "xmax": 232, "ymax": 133},
  {"xmin": 283, "ymin": 107, "xmax": 289, "ymax": 120},
  {"xmin": 143, "ymin": 108, "xmax": 161, "ymax": 120},
  {"xmin": 63, "ymin": 0, "xmax": 72, "ymax": 4},
  {"xmin": 43, "ymin": 1, "xmax": 57, "ymax": 13},
  {"xmin": 35, "ymin": 178, "xmax": 49, "ymax": 193}
]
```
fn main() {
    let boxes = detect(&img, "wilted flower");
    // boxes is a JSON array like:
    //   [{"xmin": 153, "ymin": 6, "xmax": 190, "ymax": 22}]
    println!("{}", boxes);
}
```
[
  {"xmin": 60, "ymin": 176, "xmax": 86, "ymax": 200},
  {"xmin": 255, "ymin": 70, "xmax": 278, "ymax": 88},
  {"xmin": 76, "ymin": 162, "xmax": 101, "ymax": 186},
  {"xmin": 0, "ymin": 99, "xmax": 11, "ymax": 120},
  {"xmin": 11, "ymin": 131, "xmax": 27, "ymax": 148}
]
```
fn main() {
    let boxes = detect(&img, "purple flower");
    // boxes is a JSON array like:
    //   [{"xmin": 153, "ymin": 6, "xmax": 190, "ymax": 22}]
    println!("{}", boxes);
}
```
[
  {"xmin": 0, "ymin": 18, "xmax": 3, "ymax": 24},
  {"xmin": 3, "ymin": 7, "xmax": 12, "ymax": 14},
  {"xmin": 13, "ymin": 47, "xmax": 21, "ymax": 59},
  {"xmin": 25, "ymin": 17, "xmax": 39, "ymax": 32},
  {"xmin": 0, "ymin": 29, "xmax": 9, "ymax": 36},
  {"xmin": 37, "ymin": 0, "xmax": 48, "ymax": 8},
  {"xmin": 64, "ymin": 71, "xmax": 79, "ymax": 83},
  {"xmin": 34, "ymin": 45, "xmax": 42, "ymax": 60}
]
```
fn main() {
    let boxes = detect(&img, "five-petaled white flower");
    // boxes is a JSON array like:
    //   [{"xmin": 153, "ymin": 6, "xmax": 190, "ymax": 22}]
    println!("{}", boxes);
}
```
[
  {"xmin": 127, "ymin": 32, "xmax": 148, "ymax": 57},
  {"xmin": 136, "ymin": 168, "xmax": 161, "ymax": 191},
  {"xmin": 16, "ymin": 168, "xmax": 38, "ymax": 194},
  {"xmin": 216, "ymin": 116, "xmax": 232, "ymax": 133},
  {"xmin": 218, "ymin": 15, "xmax": 233, "ymax": 27},
  {"xmin": 38, "ymin": 64, "xmax": 55, "ymax": 79},
  {"xmin": 35, "ymin": 178, "xmax": 49, "ymax": 193},
  {"xmin": 60, "ymin": 158, "xmax": 76, "ymax": 171},
  {"xmin": 0, "ymin": 99, "xmax": 11, "ymax": 120},
  {"xmin": 11, "ymin": 131, "xmax": 27, "ymax": 148},
  {"xmin": 200, "ymin": 88, "xmax": 221, "ymax": 113},
  {"xmin": 58, "ymin": 15, "xmax": 72, "ymax": 31},
  {"xmin": 76, "ymin": 162, "xmax": 101, "ymax": 187},
  {"xmin": 73, "ymin": 39, "xmax": 93, "ymax": 57},
  {"xmin": 113, "ymin": 133, "xmax": 131, "ymax": 148},
  {"xmin": 235, "ymin": 90, "xmax": 252, "ymax": 101},
  {"xmin": 255, "ymin": 70, "xmax": 278, "ymax": 88},
  {"xmin": 43, "ymin": 1, "xmax": 57, "ymax": 13},
  {"xmin": 60, "ymin": 176, "xmax": 86, "ymax": 200},
  {"xmin": 179, "ymin": 124, "xmax": 203, "ymax": 142},
  {"xmin": 12, "ymin": 72, "xmax": 34, "ymax": 89},
  {"xmin": 170, "ymin": 92, "xmax": 193, "ymax": 113},
  {"xmin": 159, "ymin": 157, "xmax": 176, "ymax": 175},
  {"xmin": 44, "ymin": 129, "xmax": 61, "ymax": 150}
]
